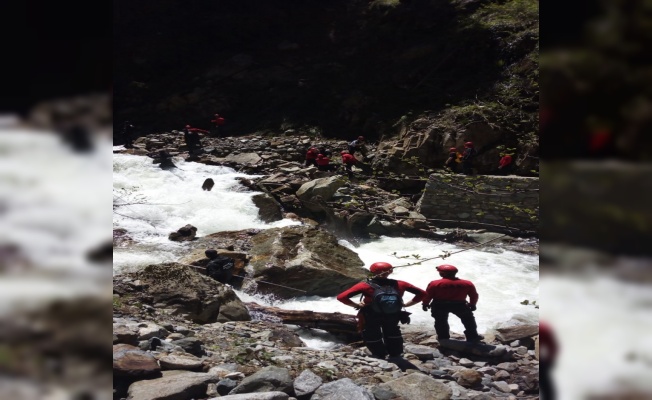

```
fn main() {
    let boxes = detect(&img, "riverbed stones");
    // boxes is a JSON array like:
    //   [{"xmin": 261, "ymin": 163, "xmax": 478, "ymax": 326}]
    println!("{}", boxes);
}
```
[
  {"xmin": 229, "ymin": 366, "xmax": 293, "ymax": 395},
  {"xmin": 312, "ymin": 378, "xmax": 373, "ymax": 400},
  {"xmin": 293, "ymin": 369, "xmax": 323, "ymax": 397},
  {"xmin": 158, "ymin": 354, "xmax": 204, "ymax": 370},
  {"xmin": 379, "ymin": 372, "xmax": 452, "ymax": 400}
]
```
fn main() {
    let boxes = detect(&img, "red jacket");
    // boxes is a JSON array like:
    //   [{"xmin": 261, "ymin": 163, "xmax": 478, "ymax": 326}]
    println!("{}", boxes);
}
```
[
  {"xmin": 211, "ymin": 116, "xmax": 225, "ymax": 126},
  {"xmin": 337, "ymin": 278, "xmax": 425, "ymax": 307},
  {"xmin": 185, "ymin": 127, "xmax": 209, "ymax": 134},
  {"xmin": 306, "ymin": 148, "xmax": 319, "ymax": 160},
  {"xmin": 422, "ymin": 277, "xmax": 478, "ymax": 306},
  {"xmin": 499, "ymin": 155, "xmax": 513, "ymax": 168},
  {"xmin": 342, "ymin": 153, "xmax": 357, "ymax": 165},
  {"xmin": 316, "ymin": 156, "xmax": 330, "ymax": 166},
  {"xmin": 539, "ymin": 321, "xmax": 559, "ymax": 363}
]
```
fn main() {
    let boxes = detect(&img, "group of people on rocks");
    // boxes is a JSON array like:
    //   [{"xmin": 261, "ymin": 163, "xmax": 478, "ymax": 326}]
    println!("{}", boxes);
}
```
[
  {"xmin": 444, "ymin": 141, "xmax": 515, "ymax": 175},
  {"xmin": 337, "ymin": 261, "xmax": 483, "ymax": 360},
  {"xmin": 304, "ymin": 136, "xmax": 372, "ymax": 179}
]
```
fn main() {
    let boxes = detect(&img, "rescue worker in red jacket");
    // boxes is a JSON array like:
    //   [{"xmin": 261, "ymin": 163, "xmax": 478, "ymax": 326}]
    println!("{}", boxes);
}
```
[
  {"xmin": 422, "ymin": 264, "xmax": 483, "ymax": 342},
  {"xmin": 183, "ymin": 124, "xmax": 209, "ymax": 151},
  {"xmin": 341, "ymin": 150, "xmax": 357, "ymax": 179},
  {"xmin": 305, "ymin": 147, "xmax": 319, "ymax": 167},
  {"xmin": 498, "ymin": 153, "xmax": 514, "ymax": 175},
  {"xmin": 337, "ymin": 262, "xmax": 425, "ymax": 359},
  {"xmin": 210, "ymin": 114, "xmax": 226, "ymax": 137},
  {"xmin": 539, "ymin": 321, "xmax": 559, "ymax": 400},
  {"xmin": 315, "ymin": 153, "xmax": 334, "ymax": 172}
]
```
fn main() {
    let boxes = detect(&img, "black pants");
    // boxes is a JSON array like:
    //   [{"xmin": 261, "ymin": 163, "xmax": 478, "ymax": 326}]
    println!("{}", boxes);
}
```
[
  {"xmin": 431, "ymin": 301, "xmax": 480, "ymax": 340},
  {"xmin": 540, "ymin": 361, "xmax": 555, "ymax": 400},
  {"xmin": 208, "ymin": 268, "xmax": 233, "ymax": 285},
  {"xmin": 462, "ymin": 161, "xmax": 474, "ymax": 175},
  {"xmin": 361, "ymin": 309, "xmax": 403, "ymax": 358}
]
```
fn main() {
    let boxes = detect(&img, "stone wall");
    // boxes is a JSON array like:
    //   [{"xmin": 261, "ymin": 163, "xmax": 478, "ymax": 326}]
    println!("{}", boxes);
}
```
[{"xmin": 416, "ymin": 173, "xmax": 539, "ymax": 234}]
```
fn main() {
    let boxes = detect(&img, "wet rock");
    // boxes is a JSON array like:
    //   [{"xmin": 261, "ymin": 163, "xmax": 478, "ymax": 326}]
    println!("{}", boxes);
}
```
[
  {"xmin": 169, "ymin": 224, "xmax": 198, "ymax": 242},
  {"xmin": 247, "ymin": 226, "xmax": 367, "ymax": 298},
  {"xmin": 252, "ymin": 193, "xmax": 284, "ymax": 222},
  {"xmin": 404, "ymin": 344, "xmax": 441, "ymax": 360},
  {"xmin": 170, "ymin": 337, "xmax": 205, "ymax": 356},
  {"xmin": 492, "ymin": 324, "xmax": 539, "ymax": 343}
]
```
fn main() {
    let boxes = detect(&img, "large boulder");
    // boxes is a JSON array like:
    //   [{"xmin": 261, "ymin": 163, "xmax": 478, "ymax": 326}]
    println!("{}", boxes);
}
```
[
  {"xmin": 116, "ymin": 263, "xmax": 250, "ymax": 324},
  {"xmin": 246, "ymin": 226, "xmax": 367, "ymax": 298},
  {"xmin": 311, "ymin": 378, "xmax": 373, "ymax": 400},
  {"xmin": 251, "ymin": 193, "xmax": 284, "ymax": 223},
  {"xmin": 296, "ymin": 176, "xmax": 346, "ymax": 212},
  {"xmin": 127, "ymin": 371, "xmax": 219, "ymax": 400}
]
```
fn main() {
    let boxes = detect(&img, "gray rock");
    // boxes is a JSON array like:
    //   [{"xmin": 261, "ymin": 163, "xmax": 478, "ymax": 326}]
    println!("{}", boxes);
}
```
[
  {"xmin": 458, "ymin": 358, "xmax": 475, "ymax": 367},
  {"xmin": 496, "ymin": 362, "xmax": 518, "ymax": 372},
  {"xmin": 380, "ymin": 373, "xmax": 452, "ymax": 400},
  {"xmin": 492, "ymin": 381, "xmax": 512, "ymax": 393},
  {"xmin": 224, "ymin": 152, "xmax": 262, "ymax": 165},
  {"xmin": 494, "ymin": 370, "xmax": 510, "ymax": 380},
  {"xmin": 493, "ymin": 324, "xmax": 539, "ymax": 342},
  {"xmin": 230, "ymin": 366, "xmax": 293, "ymax": 395},
  {"xmin": 127, "ymin": 371, "xmax": 219, "ymax": 400},
  {"xmin": 312, "ymin": 378, "xmax": 373, "ymax": 400},
  {"xmin": 252, "ymin": 193, "xmax": 284, "ymax": 223},
  {"xmin": 168, "ymin": 224, "xmax": 197, "ymax": 242},
  {"xmin": 137, "ymin": 323, "xmax": 169, "ymax": 340},
  {"xmin": 293, "ymin": 369, "xmax": 322, "ymax": 397},
  {"xmin": 170, "ymin": 337, "xmax": 204, "ymax": 356},
  {"xmin": 113, "ymin": 324, "xmax": 139, "ymax": 345},
  {"xmin": 217, "ymin": 378, "xmax": 238, "ymax": 396},
  {"xmin": 296, "ymin": 176, "xmax": 345, "ymax": 206},
  {"xmin": 404, "ymin": 344, "xmax": 440, "ymax": 360},
  {"xmin": 371, "ymin": 385, "xmax": 398, "ymax": 400},
  {"xmin": 208, "ymin": 393, "xmax": 289, "ymax": 400},
  {"xmin": 158, "ymin": 354, "xmax": 203, "ymax": 370}
]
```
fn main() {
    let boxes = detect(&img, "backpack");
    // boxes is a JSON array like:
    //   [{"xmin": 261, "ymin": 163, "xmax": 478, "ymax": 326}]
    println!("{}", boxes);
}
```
[
  {"xmin": 367, "ymin": 279, "xmax": 403, "ymax": 314},
  {"xmin": 207, "ymin": 256, "xmax": 234, "ymax": 277}
]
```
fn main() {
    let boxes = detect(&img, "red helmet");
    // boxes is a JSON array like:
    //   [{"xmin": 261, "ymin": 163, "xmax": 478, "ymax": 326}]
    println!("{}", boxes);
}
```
[
  {"xmin": 341, "ymin": 150, "xmax": 348, "ymax": 155},
  {"xmin": 370, "ymin": 262, "xmax": 393, "ymax": 275},
  {"xmin": 449, "ymin": 147, "xmax": 457, "ymax": 152},
  {"xmin": 464, "ymin": 141, "xmax": 474, "ymax": 147},
  {"xmin": 185, "ymin": 125, "xmax": 191, "ymax": 128},
  {"xmin": 436, "ymin": 264, "xmax": 458, "ymax": 274},
  {"xmin": 317, "ymin": 154, "xmax": 324, "ymax": 158},
  {"xmin": 358, "ymin": 136, "xmax": 364, "ymax": 141}
]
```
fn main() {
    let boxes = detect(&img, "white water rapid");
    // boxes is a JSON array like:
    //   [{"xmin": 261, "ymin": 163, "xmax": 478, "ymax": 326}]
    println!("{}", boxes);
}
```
[{"xmin": 113, "ymin": 152, "xmax": 539, "ymax": 343}]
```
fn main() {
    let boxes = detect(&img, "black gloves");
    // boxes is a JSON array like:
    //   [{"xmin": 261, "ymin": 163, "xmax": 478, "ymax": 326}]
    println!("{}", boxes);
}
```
[
  {"xmin": 399, "ymin": 311, "xmax": 411, "ymax": 325},
  {"xmin": 422, "ymin": 304, "xmax": 430, "ymax": 312},
  {"xmin": 468, "ymin": 304, "xmax": 477, "ymax": 311}
]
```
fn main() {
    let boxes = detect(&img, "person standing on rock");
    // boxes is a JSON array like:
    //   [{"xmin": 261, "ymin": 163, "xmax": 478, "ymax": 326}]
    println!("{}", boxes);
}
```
[
  {"xmin": 183, "ymin": 124, "xmax": 208, "ymax": 151},
  {"xmin": 422, "ymin": 264, "xmax": 483, "ymax": 342},
  {"xmin": 337, "ymin": 262, "xmax": 425, "ymax": 359},
  {"xmin": 348, "ymin": 136, "xmax": 368, "ymax": 158},
  {"xmin": 122, "ymin": 120, "xmax": 135, "ymax": 148},
  {"xmin": 210, "ymin": 113, "xmax": 225, "ymax": 137},
  {"xmin": 539, "ymin": 321, "xmax": 559, "ymax": 400},
  {"xmin": 444, "ymin": 147, "xmax": 459, "ymax": 172},
  {"xmin": 204, "ymin": 249, "xmax": 235, "ymax": 285},
  {"xmin": 341, "ymin": 150, "xmax": 358, "ymax": 179},
  {"xmin": 462, "ymin": 141, "xmax": 476, "ymax": 175}
]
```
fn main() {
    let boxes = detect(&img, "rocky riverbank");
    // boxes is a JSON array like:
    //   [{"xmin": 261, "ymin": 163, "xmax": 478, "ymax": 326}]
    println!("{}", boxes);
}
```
[
  {"xmin": 112, "ymin": 131, "xmax": 540, "ymax": 399},
  {"xmin": 113, "ymin": 263, "xmax": 540, "ymax": 400}
]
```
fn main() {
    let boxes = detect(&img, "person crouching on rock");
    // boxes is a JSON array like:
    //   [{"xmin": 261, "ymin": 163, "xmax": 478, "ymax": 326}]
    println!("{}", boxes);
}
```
[
  {"xmin": 305, "ymin": 147, "xmax": 319, "ymax": 167},
  {"xmin": 337, "ymin": 262, "xmax": 425, "ymax": 359},
  {"xmin": 316, "ymin": 153, "xmax": 335, "ymax": 172},
  {"xmin": 205, "ymin": 249, "xmax": 235, "ymax": 285},
  {"xmin": 422, "ymin": 264, "xmax": 483, "ymax": 342}
]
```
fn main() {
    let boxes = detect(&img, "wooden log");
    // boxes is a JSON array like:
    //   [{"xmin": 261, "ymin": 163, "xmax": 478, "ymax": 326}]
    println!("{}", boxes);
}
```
[{"xmin": 245, "ymin": 302, "xmax": 359, "ymax": 336}]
